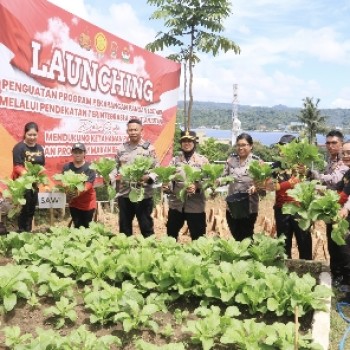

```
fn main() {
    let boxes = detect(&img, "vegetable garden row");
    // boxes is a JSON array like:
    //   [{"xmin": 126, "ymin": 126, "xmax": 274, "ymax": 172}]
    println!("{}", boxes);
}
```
[{"xmin": 0, "ymin": 223, "xmax": 331, "ymax": 349}]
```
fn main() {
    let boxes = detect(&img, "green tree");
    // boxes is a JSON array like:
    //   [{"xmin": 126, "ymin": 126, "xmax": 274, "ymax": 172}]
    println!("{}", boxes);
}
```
[
  {"xmin": 198, "ymin": 137, "xmax": 232, "ymax": 162},
  {"xmin": 173, "ymin": 125, "xmax": 182, "ymax": 155},
  {"xmin": 146, "ymin": 0, "xmax": 240, "ymax": 130},
  {"xmin": 253, "ymin": 142, "xmax": 277, "ymax": 163},
  {"xmin": 298, "ymin": 97, "xmax": 328, "ymax": 144}
]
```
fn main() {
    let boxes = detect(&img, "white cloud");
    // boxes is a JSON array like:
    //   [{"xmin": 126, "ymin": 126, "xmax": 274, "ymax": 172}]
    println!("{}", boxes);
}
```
[
  {"xmin": 292, "ymin": 27, "xmax": 350, "ymax": 64},
  {"xmin": 331, "ymin": 98, "xmax": 350, "ymax": 109},
  {"xmin": 48, "ymin": 0, "xmax": 90, "ymax": 20},
  {"xmin": 331, "ymin": 87, "xmax": 350, "ymax": 108},
  {"xmin": 48, "ymin": 0, "xmax": 156, "ymax": 47},
  {"xmin": 48, "ymin": 0, "xmax": 350, "ymax": 108}
]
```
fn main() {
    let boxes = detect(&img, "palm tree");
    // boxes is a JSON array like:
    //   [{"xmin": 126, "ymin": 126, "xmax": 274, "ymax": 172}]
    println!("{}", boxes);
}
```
[{"xmin": 298, "ymin": 97, "xmax": 327, "ymax": 144}]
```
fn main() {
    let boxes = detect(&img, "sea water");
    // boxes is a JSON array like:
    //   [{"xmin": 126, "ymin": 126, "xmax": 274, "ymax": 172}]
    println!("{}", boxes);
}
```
[{"xmin": 194, "ymin": 129, "xmax": 335, "ymax": 146}]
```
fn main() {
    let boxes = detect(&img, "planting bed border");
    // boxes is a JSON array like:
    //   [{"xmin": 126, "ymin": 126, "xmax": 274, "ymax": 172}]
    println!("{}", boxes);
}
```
[
  {"xmin": 286, "ymin": 259, "xmax": 331, "ymax": 350},
  {"xmin": 312, "ymin": 271, "xmax": 331, "ymax": 350}
]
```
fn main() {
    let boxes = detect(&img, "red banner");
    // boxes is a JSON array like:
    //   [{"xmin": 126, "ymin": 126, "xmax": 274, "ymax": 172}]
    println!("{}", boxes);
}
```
[{"xmin": 0, "ymin": 0, "xmax": 180, "ymax": 179}]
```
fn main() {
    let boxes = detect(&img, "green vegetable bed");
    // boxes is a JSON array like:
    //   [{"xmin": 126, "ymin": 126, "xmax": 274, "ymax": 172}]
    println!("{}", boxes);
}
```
[{"xmin": 0, "ymin": 225, "xmax": 330, "ymax": 349}]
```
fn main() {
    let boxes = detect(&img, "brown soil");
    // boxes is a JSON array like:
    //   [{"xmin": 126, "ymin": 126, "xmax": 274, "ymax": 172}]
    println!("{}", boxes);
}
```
[
  {"xmin": 0, "ymin": 194, "xmax": 329, "ymax": 349},
  {"xmin": 87, "ymin": 193, "xmax": 329, "ymax": 262}
]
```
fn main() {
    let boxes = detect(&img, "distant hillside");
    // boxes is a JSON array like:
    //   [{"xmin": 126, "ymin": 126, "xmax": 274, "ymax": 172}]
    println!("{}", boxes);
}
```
[{"xmin": 177, "ymin": 101, "xmax": 350, "ymax": 132}]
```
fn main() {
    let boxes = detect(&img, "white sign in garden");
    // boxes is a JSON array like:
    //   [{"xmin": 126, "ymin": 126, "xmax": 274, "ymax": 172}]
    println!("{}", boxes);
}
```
[{"xmin": 38, "ymin": 193, "xmax": 66, "ymax": 209}]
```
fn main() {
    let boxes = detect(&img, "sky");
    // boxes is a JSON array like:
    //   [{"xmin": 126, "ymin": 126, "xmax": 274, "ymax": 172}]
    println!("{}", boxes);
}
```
[{"xmin": 48, "ymin": 0, "xmax": 350, "ymax": 109}]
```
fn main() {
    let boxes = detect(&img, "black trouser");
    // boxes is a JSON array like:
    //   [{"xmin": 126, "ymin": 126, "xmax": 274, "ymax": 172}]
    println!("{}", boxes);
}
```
[
  {"xmin": 326, "ymin": 223, "xmax": 350, "ymax": 283},
  {"xmin": 69, "ymin": 207, "xmax": 95, "ymax": 229},
  {"xmin": 166, "ymin": 208, "xmax": 206, "ymax": 240},
  {"xmin": 274, "ymin": 207, "xmax": 312, "ymax": 260},
  {"xmin": 118, "ymin": 196, "xmax": 154, "ymax": 237},
  {"xmin": 226, "ymin": 211, "xmax": 258, "ymax": 241},
  {"xmin": 18, "ymin": 188, "xmax": 38, "ymax": 232}
]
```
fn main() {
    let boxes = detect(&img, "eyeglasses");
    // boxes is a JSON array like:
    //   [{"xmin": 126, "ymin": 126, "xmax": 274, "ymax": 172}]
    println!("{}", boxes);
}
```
[
  {"xmin": 236, "ymin": 143, "xmax": 250, "ymax": 148},
  {"xmin": 326, "ymin": 141, "xmax": 339, "ymax": 145}
]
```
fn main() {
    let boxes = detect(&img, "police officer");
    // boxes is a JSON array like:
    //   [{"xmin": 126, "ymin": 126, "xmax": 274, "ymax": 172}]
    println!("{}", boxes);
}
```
[
  {"xmin": 166, "ymin": 130, "xmax": 209, "ymax": 240},
  {"xmin": 309, "ymin": 130, "xmax": 348, "ymax": 283},
  {"xmin": 336, "ymin": 140, "xmax": 350, "ymax": 287},
  {"xmin": 221, "ymin": 133, "xmax": 262, "ymax": 241},
  {"xmin": 113, "ymin": 118, "xmax": 158, "ymax": 237}
]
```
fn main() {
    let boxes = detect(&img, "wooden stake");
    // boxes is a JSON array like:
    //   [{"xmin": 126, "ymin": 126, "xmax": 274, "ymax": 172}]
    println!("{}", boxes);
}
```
[
  {"xmin": 322, "ymin": 240, "xmax": 328, "ymax": 261},
  {"xmin": 109, "ymin": 199, "xmax": 114, "ymax": 213},
  {"xmin": 294, "ymin": 306, "xmax": 299, "ymax": 350},
  {"xmin": 214, "ymin": 215, "xmax": 223, "ymax": 237},
  {"xmin": 94, "ymin": 202, "xmax": 102, "ymax": 222},
  {"xmin": 162, "ymin": 204, "xmax": 168, "ymax": 219},
  {"xmin": 50, "ymin": 208, "xmax": 54, "ymax": 226},
  {"xmin": 208, "ymin": 208, "xmax": 215, "ymax": 223},
  {"xmin": 312, "ymin": 238, "xmax": 322, "ymax": 260}
]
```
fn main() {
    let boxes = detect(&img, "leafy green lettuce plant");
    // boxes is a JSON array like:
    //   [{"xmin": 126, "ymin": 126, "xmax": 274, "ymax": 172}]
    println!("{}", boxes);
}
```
[
  {"xmin": 1, "ymin": 162, "xmax": 48, "ymax": 217},
  {"xmin": 24, "ymin": 161, "xmax": 48, "ymax": 185},
  {"xmin": 1, "ymin": 176, "xmax": 36, "ymax": 217},
  {"xmin": 3, "ymin": 325, "xmax": 121, "ymax": 349},
  {"xmin": 283, "ymin": 181, "xmax": 348, "ymax": 244},
  {"xmin": 135, "ymin": 339, "xmax": 186, "ymax": 350},
  {"xmin": 90, "ymin": 157, "xmax": 117, "ymax": 200},
  {"xmin": 248, "ymin": 160, "xmax": 273, "ymax": 183},
  {"xmin": 0, "ymin": 265, "xmax": 33, "ymax": 314},
  {"xmin": 201, "ymin": 163, "xmax": 233, "ymax": 197},
  {"xmin": 277, "ymin": 138, "xmax": 324, "ymax": 170},
  {"xmin": 119, "ymin": 156, "xmax": 155, "ymax": 202},
  {"xmin": 2, "ymin": 326, "xmax": 33, "ymax": 348},
  {"xmin": 184, "ymin": 305, "xmax": 239, "ymax": 350},
  {"xmin": 53, "ymin": 170, "xmax": 88, "ymax": 193},
  {"xmin": 152, "ymin": 165, "xmax": 176, "ymax": 184},
  {"xmin": 44, "ymin": 296, "xmax": 77, "ymax": 329},
  {"xmin": 170, "ymin": 164, "xmax": 202, "ymax": 202}
]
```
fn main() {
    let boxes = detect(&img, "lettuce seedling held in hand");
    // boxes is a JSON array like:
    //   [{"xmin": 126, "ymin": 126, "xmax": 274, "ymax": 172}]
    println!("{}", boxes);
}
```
[
  {"xmin": 1, "ymin": 176, "xmax": 37, "ymax": 217},
  {"xmin": 277, "ymin": 138, "xmax": 324, "ymax": 174},
  {"xmin": 283, "ymin": 181, "xmax": 348, "ymax": 244},
  {"xmin": 119, "ymin": 156, "xmax": 155, "ymax": 202},
  {"xmin": 90, "ymin": 158, "xmax": 117, "ymax": 200},
  {"xmin": 153, "ymin": 166, "xmax": 176, "ymax": 185},
  {"xmin": 248, "ymin": 160, "xmax": 273, "ymax": 188},
  {"xmin": 201, "ymin": 163, "xmax": 229, "ymax": 198},
  {"xmin": 170, "ymin": 164, "xmax": 202, "ymax": 202},
  {"xmin": 24, "ymin": 162, "xmax": 48, "ymax": 185},
  {"xmin": 1, "ymin": 162, "xmax": 49, "ymax": 217},
  {"xmin": 53, "ymin": 170, "xmax": 88, "ymax": 202}
]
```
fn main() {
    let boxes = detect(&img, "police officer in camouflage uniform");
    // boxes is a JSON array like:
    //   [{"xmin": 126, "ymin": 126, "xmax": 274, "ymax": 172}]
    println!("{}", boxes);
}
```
[
  {"xmin": 113, "ymin": 118, "xmax": 158, "ymax": 237},
  {"xmin": 166, "ymin": 130, "xmax": 209, "ymax": 240}
]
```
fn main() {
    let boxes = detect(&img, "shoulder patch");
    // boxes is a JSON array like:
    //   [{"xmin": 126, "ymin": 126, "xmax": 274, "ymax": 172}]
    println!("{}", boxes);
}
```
[{"xmin": 142, "ymin": 141, "xmax": 150, "ymax": 150}]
